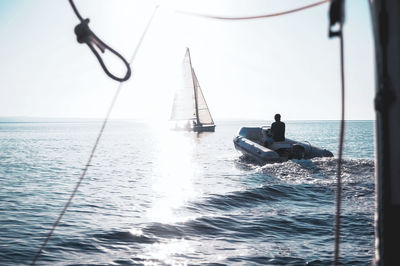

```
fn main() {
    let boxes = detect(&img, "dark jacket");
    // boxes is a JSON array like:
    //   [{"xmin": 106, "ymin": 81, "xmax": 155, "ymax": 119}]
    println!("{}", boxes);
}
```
[{"xmin": 271, "ymin": 121, "xmax": 285, "ymax": 141}]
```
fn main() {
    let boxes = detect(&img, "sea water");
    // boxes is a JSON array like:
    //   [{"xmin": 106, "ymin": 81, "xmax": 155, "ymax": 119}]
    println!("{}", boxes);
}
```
[{"xmin": 0, "ymin": 120, "xmax": 374, "ymax": 265}]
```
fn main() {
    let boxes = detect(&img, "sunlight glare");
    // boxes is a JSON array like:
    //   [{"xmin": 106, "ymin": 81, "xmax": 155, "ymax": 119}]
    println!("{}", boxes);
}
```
[
  {"xmin": 142, "ymin": 238, "xmax": 193, "ymax": 265},
  {"xmin": 147, "ymin": 128, "xmax": 200, "ymax": 224}
]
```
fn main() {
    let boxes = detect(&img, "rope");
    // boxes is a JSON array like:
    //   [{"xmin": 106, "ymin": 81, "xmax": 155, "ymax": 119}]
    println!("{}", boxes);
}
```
[
  {"xmin": 329, "ymin": 0, "xmax": 345, "ymax": 265},
  {"xmin": 333, "ymin": 30, "xmax": 345, "ymax": 266},
  {"xmin": 30, "ymin": 5, "xmax": 158, "ymax": 265},
  {"xmin": 69, "ymin": 0, "xmax": 83, "ymax": 21},
  {"xmin": 30, "ymin": 83, "xmax": 123, "ymax": 266},
  {"xmin": 177, "ymin": 0, "xmax": 330, "ymax": 21},
  {"xmin": 69, "ymin": 0, "xmax": 131, "ymax": 82}
]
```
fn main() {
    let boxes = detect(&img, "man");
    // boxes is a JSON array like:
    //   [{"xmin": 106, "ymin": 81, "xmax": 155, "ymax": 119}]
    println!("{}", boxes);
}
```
[{"xmin": 271, "ymin": 114, "xmax": 285, "ymax": 141}]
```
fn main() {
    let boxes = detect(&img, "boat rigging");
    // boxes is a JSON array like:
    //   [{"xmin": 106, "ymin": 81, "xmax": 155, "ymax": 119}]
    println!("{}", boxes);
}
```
[{"xmin": 68, "ymin": 0, "xmax": 131, "ymax": 82}]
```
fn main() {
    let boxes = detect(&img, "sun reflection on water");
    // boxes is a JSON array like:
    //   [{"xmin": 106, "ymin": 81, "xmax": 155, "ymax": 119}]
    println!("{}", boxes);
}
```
[
  {"xmin": 140, "ymin": 238, "xmax": 193, "ymax": 266},
  {"xmin": 147, "ymin": 125, "xmax": 200, "ymax": 224},
  {"xmin": 137, "ymin": 125, "xmax": 202, "ymax": 264}
]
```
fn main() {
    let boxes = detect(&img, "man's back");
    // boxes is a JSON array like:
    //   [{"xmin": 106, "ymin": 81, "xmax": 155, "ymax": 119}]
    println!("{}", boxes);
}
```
[{"xmin": 271, "ymin": 121, "xmax": 285, "ymax": 141}]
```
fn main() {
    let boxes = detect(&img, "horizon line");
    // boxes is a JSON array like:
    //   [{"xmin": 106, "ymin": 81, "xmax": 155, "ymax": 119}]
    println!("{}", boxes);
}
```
[{"xmin": 0, "ymin": 116, "xmax": 375, "ymax": 123}]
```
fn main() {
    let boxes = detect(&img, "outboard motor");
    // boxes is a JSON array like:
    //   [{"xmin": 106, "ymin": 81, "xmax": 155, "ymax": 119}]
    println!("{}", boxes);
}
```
[{"xmin": 292, "ymin": 144, "xmax": 305, "ymax": 159}]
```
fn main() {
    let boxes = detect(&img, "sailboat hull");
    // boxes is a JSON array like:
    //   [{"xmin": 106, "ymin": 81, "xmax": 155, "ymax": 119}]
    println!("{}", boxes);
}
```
[
  {"xmin": 169, "ymin": 121, "xmax": 215, "ymax": 132},
  {"xmin": 193, "ymin": 124, "xmax": 215, "ymax": 132}
]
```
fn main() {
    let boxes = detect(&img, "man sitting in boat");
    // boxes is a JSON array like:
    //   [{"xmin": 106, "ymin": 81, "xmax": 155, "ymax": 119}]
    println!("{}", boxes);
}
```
[{"xmin": 271, "ymin": 114, "xmax": 285, "ymax": 141}]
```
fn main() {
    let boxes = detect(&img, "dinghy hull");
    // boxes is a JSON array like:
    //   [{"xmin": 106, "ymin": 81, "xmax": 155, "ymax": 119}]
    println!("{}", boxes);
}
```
[{"xmin": 233, "ymin": 127, "xmax": 333, "ymax": 164}]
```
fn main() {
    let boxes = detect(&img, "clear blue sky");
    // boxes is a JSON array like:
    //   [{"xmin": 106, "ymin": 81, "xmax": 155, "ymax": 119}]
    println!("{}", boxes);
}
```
[{"xmin": 0, "ymin": 0, "xmax": 374, "ymax": 121}]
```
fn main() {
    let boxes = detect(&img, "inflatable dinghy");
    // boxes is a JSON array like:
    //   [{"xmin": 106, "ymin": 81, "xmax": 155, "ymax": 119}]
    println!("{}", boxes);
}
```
[{"xmin": 233, "ymin": 126, "xmax": 333, "ymax": 164}]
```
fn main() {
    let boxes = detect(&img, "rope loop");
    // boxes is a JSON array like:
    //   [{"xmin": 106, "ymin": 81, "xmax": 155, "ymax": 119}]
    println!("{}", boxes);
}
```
[{"xmin": 70, "ymin": 1, "xmax": 131, "ymax": 82}]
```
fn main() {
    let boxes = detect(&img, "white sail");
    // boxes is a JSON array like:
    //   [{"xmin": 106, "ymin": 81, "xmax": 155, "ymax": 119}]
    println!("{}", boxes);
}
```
[
  {"xmin": 193, "ymin": 71, "xmax": 214, "ymax": 125},
  {"xmin": 170, "ymin": 49, "xmax": 196, "ymax": 121}
]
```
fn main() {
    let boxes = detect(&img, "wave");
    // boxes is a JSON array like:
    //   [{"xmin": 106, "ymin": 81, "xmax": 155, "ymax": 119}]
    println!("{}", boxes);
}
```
[
  {"xmin": 258, "ymin": 157, "xmax": 374, "ymax": 185},
  {"xmin": 191, "ymin": 158, "xmax": 374, "ymax": 214},
  {"xmin": 93, "ymin": 230, "xmax": 157, "ymax": 244}
]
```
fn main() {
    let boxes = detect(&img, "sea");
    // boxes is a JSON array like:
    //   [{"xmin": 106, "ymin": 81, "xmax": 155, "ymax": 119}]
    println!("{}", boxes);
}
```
[{"xmin": 0, "ymin": 120, "xmax": 375, "ymax": 265}]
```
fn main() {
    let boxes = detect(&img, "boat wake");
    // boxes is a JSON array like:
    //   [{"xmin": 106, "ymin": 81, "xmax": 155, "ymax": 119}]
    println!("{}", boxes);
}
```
[{"xmin": 259, "ymin": 157, "xmax": 374, "ymax": 185}]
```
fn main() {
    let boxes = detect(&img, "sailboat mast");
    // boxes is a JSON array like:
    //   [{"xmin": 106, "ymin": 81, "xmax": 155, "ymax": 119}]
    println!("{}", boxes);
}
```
[{"xmin": 187, "ymin": 48, "xmax": 200, "ymax": 125}]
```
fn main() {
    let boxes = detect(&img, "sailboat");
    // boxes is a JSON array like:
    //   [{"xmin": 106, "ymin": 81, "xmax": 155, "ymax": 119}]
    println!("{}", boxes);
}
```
[{"xmin": 170, "ymin": 48, "xmax": 216, "ymax": 132}]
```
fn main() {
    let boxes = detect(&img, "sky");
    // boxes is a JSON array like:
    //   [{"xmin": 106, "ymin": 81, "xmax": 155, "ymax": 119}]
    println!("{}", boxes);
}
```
[{"xmin": 0, "ymin": 0, "xmax": 375, "ymax": 121}]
